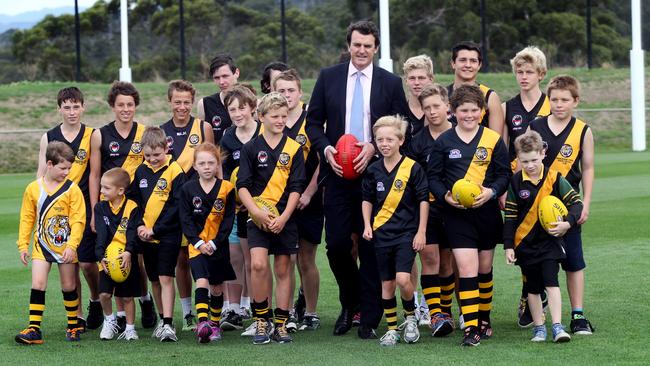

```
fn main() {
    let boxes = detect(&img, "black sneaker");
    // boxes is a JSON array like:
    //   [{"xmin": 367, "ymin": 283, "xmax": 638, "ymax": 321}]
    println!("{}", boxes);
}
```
[
  {"xmin": 86, "ymin": 301, "xmax": 103, "ymax": 330},
  {"xmin": 221, "ymin": 310, "xmax": 244, "ymax": 330},
  {"xmin": 298, "ymin": 314, "xmax": 321, "ymax": 331},
  {"xmin": 357, "ymin": 324, "xmax": 378, "ymax": 339},
  {"xmin": 461, "ymin": 326, "xmax": 481, "ymax": 347},
  {"xmin": 139, "ymin": 298, "xmax": 157, "ymax": 329},
  {"xmin": 517, "ymin": 297, "xmax": 534, "ymax": 328},
  {"xmin": 116, "ymin": 315, "xmax": 127, "ymax": 334},
  {"xmin": 479, "ymin": 320, "xmax": 493, "ymax": 339},
  {"xmin": 285, "ymin": 312, "xmax": 298, "ymax": 333},
  {"xmin": 570, "ymin": 314, "xmax": 595, "ymax": 335},
  {"xmin": 293, "ymin": 288, "xmax": 306, "ymax": 322},
  {"xmin": 272, "ymin": 323, "xmax": 293, "ymax": 343}
]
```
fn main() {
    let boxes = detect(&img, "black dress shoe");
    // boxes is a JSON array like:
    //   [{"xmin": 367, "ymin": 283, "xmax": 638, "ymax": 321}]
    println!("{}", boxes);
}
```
[
  {"xmin": 357, "ymin": 325, "xmax": 378, "ymax": 339},
  {"xmin": 333, "ymin": 309, "xmax": 352, "ymax": 335}
]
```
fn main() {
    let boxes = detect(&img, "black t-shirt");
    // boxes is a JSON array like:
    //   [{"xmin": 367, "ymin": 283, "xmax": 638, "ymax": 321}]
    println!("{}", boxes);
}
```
[{"xmin": 203, "ymin": 93, "xmax": 232, "ymax": 144}]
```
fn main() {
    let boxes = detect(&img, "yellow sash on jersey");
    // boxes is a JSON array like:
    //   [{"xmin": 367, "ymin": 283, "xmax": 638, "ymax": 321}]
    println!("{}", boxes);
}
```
[
  {"xmin": 478, "ymin": 84, "xmax": 491, "ymax": 125},
  {"xmin": 549, "ymin": 119, "xmax": 586, "ymax": 177},
  {"xmin": 463, "ymin": 127, "xmax": 500, "ymax": 185},
  {"xmin": 122, "ymin": 123, "xmax": 146, "ymax": 181},
  {"xmin": 373, "ymin": 157, "xmax": 416, "ymax": 231},
  {"xmin": 189, "ymin": 181, "xmax": 234, "ymax": 259},
  {"xmin": 514, "ymin": 171, "xmax": 557, "ymax": 248},
  {"xmin": 257, "ymin": 137, "xmax": 302, "ymax": 210},
  {"xmin": 68, "ymin": 126, "xmax": 93, "ymax": 184},
  {"xmin": 176, "ymin": 118, "xmax": 203, "ymax": 173},
  {"xmin": 109, "ymin": 199, "xmax": 138, "ymax": 251},
  {"xmin": 538, "ymin": 96, "xmax": 551, "ymax": 117},
  {"xmin": 143, "ymin": 159, "xmax": 183, "ymax": 239}
]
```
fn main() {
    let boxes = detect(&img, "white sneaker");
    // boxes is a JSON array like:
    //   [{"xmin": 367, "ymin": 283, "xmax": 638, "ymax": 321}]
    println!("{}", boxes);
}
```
[
  {"xmin": 403, "ymin": 315, "xmax": 420, "ymax": 343},
  {"xmin": 417, "ymin": 306, "xmax": 430, "ymax": 326},
  {"xmin": 159, "ymin": 324, "xmax": 178, "ymax": 342},
  {"xmin": 100, "ymin": 319, "xmax": 119, "ymax": 340},
  {"xmin": 379, "ymin": 329, "xmax": 400, "ymax": 346},
  {"xmin": 117, "ymin": 328, "xmax": 139, "ymax": 341},
  {"xmin": 152, "ymin": 319, "xmax": 164, "ymax": 339},
  {"xmin": 241, "ymin": 321, "xmax": 257, "ymax": 337}
]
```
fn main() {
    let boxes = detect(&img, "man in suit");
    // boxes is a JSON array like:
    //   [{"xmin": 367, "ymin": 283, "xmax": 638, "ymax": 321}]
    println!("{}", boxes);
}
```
[{"xmin": 306, "ymin": 20, "xmax": 410, "ymax": 339}]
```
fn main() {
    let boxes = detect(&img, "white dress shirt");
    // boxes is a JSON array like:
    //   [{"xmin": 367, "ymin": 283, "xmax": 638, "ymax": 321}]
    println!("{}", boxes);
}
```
[{"xmin": 344, "ymin": 62, "xmax": 373, "ymax": 143}]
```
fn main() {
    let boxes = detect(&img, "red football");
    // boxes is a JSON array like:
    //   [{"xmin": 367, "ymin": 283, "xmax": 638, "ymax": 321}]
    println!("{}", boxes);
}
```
[{"xmin": 334, "ymin": 134, "xmax": 362, "ymax": 180}]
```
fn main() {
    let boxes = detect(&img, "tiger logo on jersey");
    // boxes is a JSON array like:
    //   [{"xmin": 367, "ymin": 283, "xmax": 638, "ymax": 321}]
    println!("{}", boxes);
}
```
[
  {"xmin": 212, "ymin": 116, "xmax": 222, "ymax": 128},
  {"xmin": 213, "ymin": 198, "xmax": 225, "ymax": 212},
  {"xmin": 393, "ymin": 179, "xmax": 404, "ymax": 192},
  {"xmin": 295, "ymin": 134, "xmax": 307, "ymax": 146},
  {"xmin": 560, "ymin": 144, "xmax": 573, "ymax": 158},
  {"xmin": 45, "ymin": 215, "xmax": 70, "ymax": 247},
  {"xmin": 156, "ymin": 178, "xmax": 168, "ymax": 191},
  {"xmin": 76, "ymin": 149, "xmax": 87, "ymax": 163},
  {"xmin": 193, "ymin": 196, "xmax": 202, "ymax": 209},
  {"xmin": 475, "ymin": 147, "xmax": 488, "ymax": 161},
  {"xmin": 278, "ymin": 152, "xmax": 291, "ymax": 166},
  {"xmin": 119, "ymin": 217, "xmax": 128, "ymax": 229},
  {"xmin": 131, "ymin": 142, "xmax": 143, "ymax": 154},
  {"xmin": 189, "ymin": 134, "xmax": 200, "ymax": 145},
  {"xmin": 512, "ymin": 115, "xmax": 523, "ymax": 127}
]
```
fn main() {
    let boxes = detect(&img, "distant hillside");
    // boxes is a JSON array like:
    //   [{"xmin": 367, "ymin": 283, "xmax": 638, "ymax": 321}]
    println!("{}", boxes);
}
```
[{"xmin": 0, "ymin": 6, "xmax": 87, "ymax": 32}]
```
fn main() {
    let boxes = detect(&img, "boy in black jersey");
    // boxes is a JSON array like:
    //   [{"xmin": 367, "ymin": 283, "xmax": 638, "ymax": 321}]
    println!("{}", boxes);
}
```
[
  {"xmin": 260, "ymin": 61, "xmax": 288, "ymax": 94},
  {"xmin": 161, "ymin": 80, "xmax": 215, "ymax": 332},
  {"xmin": 130, "ymin": 127, "xmax": 186, "ymax": 342},
  {"xmin": 274, "ymin": 69, "xmax": 324, "ymax": 331},
  {"xmin": 95, "ymin": 168, "xmax": 142, "ymax": 341},
  {"xmin": 447, "ymin": 42, "xmax": 504, "ymax": 134},
  {"xmin": 407, "ymin": 84, "xmax": 455, "ymax": 335},
  {"xmin": 197, "ymin": 54, "xmax": 240, "ymax": 143},
  {"xmin": 237, "ymin": 93, "xmax": 306, "ymax": 345},
  {"xmin": 37, "ymin": 87, "xmax": 102, "ymax": 330},
  {"xmin": 362, "ymin": 115, "xmax": 429, "ymax": 346},
  {"xmin": 504, "ymin": 130, "xmax": 581, "ymax": 343},
  {"xmin": 402, "ymin": 55, "xmax": 434, "ymax": 136},
  {"xmin": 89, "ymin": 81, "xmax": 156, "ymax": 330},
  {"xmin": 179, "ymin": 143, "xmax": 236, "ymax": 343},
  {"xmin": 529, "ymin": 75, "xmax": 595, "ymax": 335},
  {"xmin": 428, "ymin": 85, "xmax": 511, "ymax": 346}
]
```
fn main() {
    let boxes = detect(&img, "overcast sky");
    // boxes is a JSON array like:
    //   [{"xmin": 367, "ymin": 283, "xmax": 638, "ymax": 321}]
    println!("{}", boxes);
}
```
[{"xmin": 0, "ymin": 0, "xmax": 97, "ymax": 16}]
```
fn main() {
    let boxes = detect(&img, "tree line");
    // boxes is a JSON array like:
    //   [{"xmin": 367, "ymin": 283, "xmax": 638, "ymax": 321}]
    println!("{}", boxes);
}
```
[{"xmin": 0, "ymin": 0, "xmax": 644, "ymax": 84}]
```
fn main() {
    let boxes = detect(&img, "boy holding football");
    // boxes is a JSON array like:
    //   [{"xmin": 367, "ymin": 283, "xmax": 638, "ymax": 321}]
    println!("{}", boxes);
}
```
[
  {"xmin": 237, "ymin": 92, "xmax": 306, "ymax": 344},
  {"xmin": 95, "ymin": 168, "xmax": 142, "ymax": 341},
  {"xmin": 504, "ymin": 130, "xmax": 582, "ymax": 343},
  {"xmin": 16, "ymin": 141, "xmax": 85, "ymax": 344},
  {"xmin": 529, "ymin": 75, "xmax": 596, "ymax": 335},
  {"xmin": 362, "ymin": 115, "xmax": 429, "ymax": 346},
  {"xmin": 130, "ymin": 127, "xmax": 186, "ymax": 342}
]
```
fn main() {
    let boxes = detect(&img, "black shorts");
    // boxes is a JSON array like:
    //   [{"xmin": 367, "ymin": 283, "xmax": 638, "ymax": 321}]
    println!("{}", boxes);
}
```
[
  {"xmin": 77, "ymin": 225, "xmax": 97, "ymax": 263},
  {"xmin": 561, "ymin": 228, "xmax": 585, "ymax": 272},
  {"xmin": 189, "ymin": 244, "xmax": 236, "ymax": 285},
  {"xmin": 426, "ymin": 214, "xmax": 448, "ymax": 248},
  {"xmin": 521, "ymin": 259, "xmax": 560, "ymax": 295},
  {"xmin": 443, "ymin": 200, "xmax": 502, "ymax": 250},
  {"xmin": 140, "ymin": 237, "xmax": 181, "ymax": 281},
  {"xmin": 236, "ymin": 211, "xmax": 248, "ymax": 239},
  {"xmin": 375, "ymin": 242, "xmax": 416, "ymax": 281},
  {"xmin": 247, "ymin": 220, "xmax": 299, "ymax": 256},
  {"xmin": 295, "ymin": 202, "xmax": 324, "ymax": 245},
  {"xmin": 98, "ymin": 254, "xmax": 141, "ymax": 298}
]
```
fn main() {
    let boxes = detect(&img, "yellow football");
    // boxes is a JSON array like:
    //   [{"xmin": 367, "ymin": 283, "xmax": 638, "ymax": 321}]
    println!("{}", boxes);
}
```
[
  {"xmin": 105, "ymin": 243, "xmax": 130, "ymax": 283},
  {"xmin": 538, "ymin": 195, "xmax": 568, "ymax": 233},
  {"xmin": 251, "ymin": 196, "xmax": 280, "ymax": 230},
  {"xmin": 452, "ymin": 179, "xmax": 482, "ymax": 208},
  {"xmin": 230, "ymin": 166, "xmax": 241, "ymax": 204}
]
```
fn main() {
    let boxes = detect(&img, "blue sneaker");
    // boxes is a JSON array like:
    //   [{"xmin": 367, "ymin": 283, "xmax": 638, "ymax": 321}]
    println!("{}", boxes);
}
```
[
  {"xmin": 552, "ymin": 323, "xmax": 571, "ymax": 343},
  {"xmin": 15, "ymin": 327, "xmax": 43, "ymax": 345},
  {"xmin": 252, "ymin": 319, "xmax": 273, "ymax": 345},
  {"xmin": 530, "ymin": 325, "xmax": 547, "ymax": 342}
]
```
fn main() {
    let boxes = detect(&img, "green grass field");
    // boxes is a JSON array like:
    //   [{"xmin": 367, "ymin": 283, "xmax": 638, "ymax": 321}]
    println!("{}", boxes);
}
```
[{"xmin": 1, "ymin": 150, "xmax": 648, "ymax": 365}]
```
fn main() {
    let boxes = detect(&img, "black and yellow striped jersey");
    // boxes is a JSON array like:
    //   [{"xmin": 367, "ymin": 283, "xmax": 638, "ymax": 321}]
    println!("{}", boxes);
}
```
[
  {"xmin": 220, "ymin": 122, "xmax": 263, "ymax": 180},
  {"xmin": 94, "ymin": 197, "xmax": 140, "ymax": 258},
  {"xmin": 129, "ymin": 156, "xmax": 186, "ymax": 238},
  {"xmin": 428, "ymin": 125, "xmax": 511, "ymax": 202},
  {"xmin": 161, "ymin": 116, "xmax": 206, "ymax": 178},
  {"xmin": 203, "ymin": 93, "xmax": 232, "ymax": 144},
  {"xmin": 447, "ymin": 83, "xmax": 494, "ymax": 126},
  {"xmin": 284, "ymin": 108, "xmax": 319, "ymax": 181},
  {"xmin": 18, "ymin": 178, "xmax": 86, "ymax": 262},
  {"xmin": 179, "ymin": 179, "xmax": 235, "ymax": 259},
  {"xmin": 362, "ymin": 156, "xmax": 429, "ymax": 247},
  {"xmin": 236, "ymin": 134, "xmax": 306, "ymax": 214},
  {"xmin": 530, "ymin": 116, "xmax": 589, "ymax": 192},
  {"xmin": 100, "ymin": 121, "xmax": 146, "ymax": 181},
  {"xmin": 503, "ymin": 167, "xmax": 582, "ymax": 266},
  {"xmin": 46, "ymin": 123, "xmax": 94, "ymax": 195},
  {"xmin": 505, "ymin": 93, "xmax": 551, "ymax": 165}
]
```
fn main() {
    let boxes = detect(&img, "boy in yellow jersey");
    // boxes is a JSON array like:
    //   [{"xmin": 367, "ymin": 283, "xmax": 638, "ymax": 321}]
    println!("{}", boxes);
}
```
[
  {"xmin": 504, "ymin": 130, "xmax": 581, "ymax": 343},
  {"xmin": 180, "ymin": 143, "xmax": 236, "ymax": 343},
  {"xmin": 37, "ymin": 87, "xmax": 102, "ymax": 331},
  {"xmin": 362, "ymin": 115, "xmax": 429, "ymax": 346},
  {"xmin": 237, "ymin": 93, "xmax": 306, "ymax": 345},
  {"xmin": 447, "ymin": 42, "xmax": 504, "ymax": 134},
  {"xmin": 529, "ymin": 75, "xmax": 596, "ymax": 335},
  {"xmin": 161, "ymin": 80, "xmax": 215, "ymax": 332},
  {"xmin": 129, "ymin": 127, "xmax": 186, "ymax": 342},
  {"xmin": 16, "ymin": 141, "xmax": 85, "ymax": 344},
  {"xmin": 95, "ymin": 168, "xmax": 142, "ymax": 341}
]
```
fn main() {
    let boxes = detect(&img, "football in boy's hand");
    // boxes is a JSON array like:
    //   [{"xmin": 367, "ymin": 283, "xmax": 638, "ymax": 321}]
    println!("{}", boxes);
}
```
[
  {"xmin": 452, "ymin": 179, "xmax": 481, "ymax": 208},
  {"xmin": 334, "ymin": 134, "xmax": 362, "ymax": 180},
  {"xmin": 251, "ymin": 196, "xmax": 280, "ymax": 230},
  {"xmin": 538, "ymin": 195, "xmax": 568, "ymax": 233},
  {"xmin": 105, "ymin": 244, "xmax": 129, "ymax": 283}
]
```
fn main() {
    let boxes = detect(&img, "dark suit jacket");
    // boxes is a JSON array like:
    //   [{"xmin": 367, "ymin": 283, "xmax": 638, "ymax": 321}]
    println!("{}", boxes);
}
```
[{"xmin": 306, "ymin": 62, "xmax": 410, "ymax": 184}]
